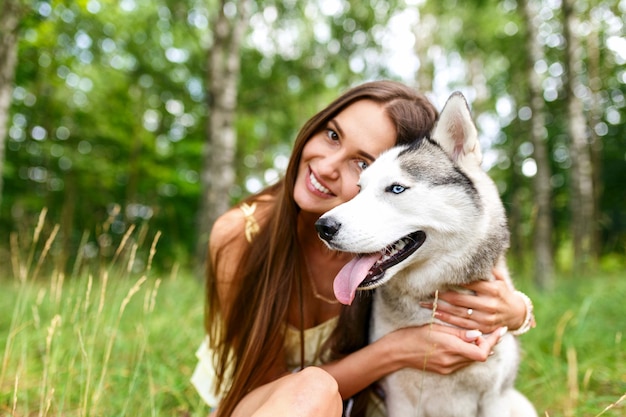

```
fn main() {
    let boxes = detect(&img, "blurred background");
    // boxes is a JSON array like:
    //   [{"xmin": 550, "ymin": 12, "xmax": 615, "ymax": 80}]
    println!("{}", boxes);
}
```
[
  {"xmin": 1, "ymin": 1, "xmax": 626, "ymax": 416},
  {"xmin": 0, "ymin": 0, "xmax": 624, "ymax": 284}
]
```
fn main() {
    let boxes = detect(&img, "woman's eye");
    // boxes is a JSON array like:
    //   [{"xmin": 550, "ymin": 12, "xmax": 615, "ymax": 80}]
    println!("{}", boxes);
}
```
[
  {"xmin": 356, "ymin": 160, "xmax": 369, "ymax": 170},
  {"xmin": 326, "ymin": 129, "xmax": 339, "ymax": 141}
]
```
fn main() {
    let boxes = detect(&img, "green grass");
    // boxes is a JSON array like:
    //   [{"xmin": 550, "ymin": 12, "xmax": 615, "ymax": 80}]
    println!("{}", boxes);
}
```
[
  {"xmin": 1, "ymin": 271, "xmax": 208, "ymax": 416},
  {"xmin": 515, "ymin": 273, "xmax": 626, "ymax": 416},
  {"xmin": 1, "ymin": 212, "xmax": 624, "ymax": 416},
  {"xmin": 1, "ymin": 212, "xmax": 210, "ymax": 416}
]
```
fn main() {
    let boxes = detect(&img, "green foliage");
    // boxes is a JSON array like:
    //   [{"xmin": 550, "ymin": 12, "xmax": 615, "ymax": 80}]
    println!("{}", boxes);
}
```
[
  {"xmin": 424, "ymin": 0, "xmax": 626, "ymax": 261},
  {"xmin": 3, "ymin": 0, "xmax": 208, "ymax": 271},
  {"xmin": 1, "ymin": 0, "xmax": 625, "ymax": 274},
  {"xmin": 1, "ymin": 0, "xmax": 417, "ymax": 271}
]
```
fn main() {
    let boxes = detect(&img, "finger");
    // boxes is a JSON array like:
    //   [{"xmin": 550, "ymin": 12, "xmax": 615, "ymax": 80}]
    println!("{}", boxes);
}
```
[
  {"xmin": 440, "ymin": 297, "xmax": 482, "ymax": 321},
  {"xmin": 438, "ymin": 293, "xmax": 482, "ymax": 313},
  {"xmin": 471, "ymin": 329, "xmax": 505, "ymax": 362},
  {"xmin": 422, "ymin": 297, "xmax": 480, "ymax": 319},
  {"xmin": 492, "ymin": 267, "xmax": 507, "ymax": 282},
  {"xmin": 429, "ymin": 307, "xmax": 479, "ymax": 330},
  {"xmin": 481, "ymin": 327, "xmax": 507, "ymax": 348},
  {"xmin": 420, "ymin": 299, "xmax": 482, "ymax": 329},
  {"xmin": 461, "ymin": 279, "xmax": 496, "ymax": 295},
  {"xmin": 426, "ymin": 322, "xmax": 484, "ymax": 343}
]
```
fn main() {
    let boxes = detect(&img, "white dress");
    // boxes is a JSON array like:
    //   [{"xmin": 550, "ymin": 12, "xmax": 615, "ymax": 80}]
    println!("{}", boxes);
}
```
[{"xmin": 191, "ymin": 317, "xmax": 339, "ymax": 407}]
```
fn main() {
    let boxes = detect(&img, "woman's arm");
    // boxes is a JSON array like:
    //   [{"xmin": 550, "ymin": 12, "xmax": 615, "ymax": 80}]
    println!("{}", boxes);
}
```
[
  {"xmin": 227, "ymin": 324, "xmax": 502, "ymax": 413},
  {"xmin": 320, "ymin": 323, "xmax": 503, "ymax": 399}
]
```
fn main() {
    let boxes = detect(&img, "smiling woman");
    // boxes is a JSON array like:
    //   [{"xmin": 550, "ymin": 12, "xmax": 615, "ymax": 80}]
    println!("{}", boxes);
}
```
[{"xmin": 192, "ymin": 80, "xmax": 533, "ymax": 417}]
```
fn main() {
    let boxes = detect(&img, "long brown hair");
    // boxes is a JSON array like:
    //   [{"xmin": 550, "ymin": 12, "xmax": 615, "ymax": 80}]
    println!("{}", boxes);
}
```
[{"xmin": 206, "ymin": 80, "xmax": 438, "ymax": 417}]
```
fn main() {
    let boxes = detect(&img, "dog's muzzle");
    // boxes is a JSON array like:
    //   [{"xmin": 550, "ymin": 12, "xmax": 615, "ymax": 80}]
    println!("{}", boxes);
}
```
[{"xmin": 315, "ymin": 217, "xmax": 341, "ymax": 242}]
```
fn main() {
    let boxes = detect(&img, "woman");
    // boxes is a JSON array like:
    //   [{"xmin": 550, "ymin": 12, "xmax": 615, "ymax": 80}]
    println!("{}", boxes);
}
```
[{"xmin": 192, "ymin": 80, "xmax": 535, "ymax": 417}]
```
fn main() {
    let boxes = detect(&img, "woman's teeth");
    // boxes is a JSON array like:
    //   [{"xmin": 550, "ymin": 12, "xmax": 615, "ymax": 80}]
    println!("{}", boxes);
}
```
[{"xmin": 310, "ymin": 172, "xmax": 331, "ymax": 194}]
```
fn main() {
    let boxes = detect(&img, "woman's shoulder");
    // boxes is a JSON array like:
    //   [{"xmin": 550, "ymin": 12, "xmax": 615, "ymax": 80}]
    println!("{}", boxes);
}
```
[
  {"xmin": 210, "ymin": 195, "xmax": 276, "ymax": 251},
  {"xmin": 211, "ymin": 206, "xmax": 247, "ymax": 243},
  {"xmin": 209, "ymin": 195, "xmax": 276, "ymax": 294}
]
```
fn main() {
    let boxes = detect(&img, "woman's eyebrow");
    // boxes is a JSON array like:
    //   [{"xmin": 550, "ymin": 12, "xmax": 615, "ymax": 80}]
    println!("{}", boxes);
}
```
[
  {"xmin": 329, "ymin": 119, "xmax": 376, "ymax": 161},
  {"xmin": 328, "ymin": 119, "xmax": 344, "ymax": 137},
  {"xmin": 358, "ymin": 150, "xmax": 376, "ymax": 162}
]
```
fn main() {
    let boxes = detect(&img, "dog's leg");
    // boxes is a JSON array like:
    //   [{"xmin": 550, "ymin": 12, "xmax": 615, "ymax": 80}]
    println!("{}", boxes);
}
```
[
  {"xmin": 506, "ymin": 389, "xmax": 538, "ymax": 417},
  {"xmin": 382, "ymin": 373, "xmax": 419, "ymax": 417},
  {"xmin": 478, "ymin": 392, "xmax": 511, "ymax": 417}
]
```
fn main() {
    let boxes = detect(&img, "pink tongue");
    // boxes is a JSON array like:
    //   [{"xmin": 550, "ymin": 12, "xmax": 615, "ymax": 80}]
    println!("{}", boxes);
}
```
[{"xmin": 333, "ymin": 254, "xmax": 382, "ymax": 305}]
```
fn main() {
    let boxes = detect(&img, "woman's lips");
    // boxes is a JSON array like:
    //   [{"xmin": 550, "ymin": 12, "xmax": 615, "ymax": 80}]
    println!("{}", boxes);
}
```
[{"xmin": 308, "ymin": 168, "xmax": 334, "ymax": 197}]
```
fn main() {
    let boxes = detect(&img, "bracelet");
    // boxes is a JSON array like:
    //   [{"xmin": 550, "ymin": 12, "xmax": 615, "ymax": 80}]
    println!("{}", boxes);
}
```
[{"xmin": 510, "ymin": 290, "xmax": 535, "ymax": 336}]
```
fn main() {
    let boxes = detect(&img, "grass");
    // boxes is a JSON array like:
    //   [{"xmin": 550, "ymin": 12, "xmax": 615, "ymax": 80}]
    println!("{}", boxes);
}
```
[
  {"xmin": 1, "ymin": 210, "xmax": 209, "ymax": 416},
  {"xmin": 514, "ymin": 272, "xmax": 626, "ymax": 416},
  {"xmin": 0, "ymin": 210, "xmax": 624, "ymax": 416}
]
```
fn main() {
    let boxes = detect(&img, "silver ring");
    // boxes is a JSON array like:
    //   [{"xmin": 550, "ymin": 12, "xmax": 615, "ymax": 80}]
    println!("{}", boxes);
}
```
[{"xmin": 466, "ymin": 308, "xmax": 473, "ymax": 318}]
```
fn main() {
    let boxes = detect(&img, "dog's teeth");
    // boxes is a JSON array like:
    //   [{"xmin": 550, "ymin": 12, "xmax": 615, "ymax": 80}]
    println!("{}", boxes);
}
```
[{"xmin": 382, "ymin": 237, "xmax": 412, "ymax": 262}]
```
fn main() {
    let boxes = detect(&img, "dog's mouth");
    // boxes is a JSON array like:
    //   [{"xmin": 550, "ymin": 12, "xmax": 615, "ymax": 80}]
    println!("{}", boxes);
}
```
[
  {"xmin": 333, "ymin": 231, "xmax": 426, "ymax": 305},
  {"xmin": 362, "ymin": 231, "xmax": 427, "ymax": 288}
]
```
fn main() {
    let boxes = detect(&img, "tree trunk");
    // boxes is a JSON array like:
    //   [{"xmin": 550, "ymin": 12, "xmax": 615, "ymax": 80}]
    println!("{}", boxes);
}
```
[
  {"xmin": 586, "ymin": 15, "xmax": 603, "ymax": 262},
  {"xmin": 196, "ymin": 0, "xmax": 250, "ymax": 275},
  {"xmin": 520, "ymin": 0, "xmax": 554, "ymax": 289},
  {"xmin": 562, "ymin": 0, "xmax": 595, "ymax": 274},
  {"xmin": 413, "ymin": 13, "xmax": 435, "ymax": 93},
  {"xmin": 0, "ymin": 0, "xmax": 22, "ymax": 207},
  {"xmin": 509, "ymin": 184, "xmax": 525, "ymax": 270}
]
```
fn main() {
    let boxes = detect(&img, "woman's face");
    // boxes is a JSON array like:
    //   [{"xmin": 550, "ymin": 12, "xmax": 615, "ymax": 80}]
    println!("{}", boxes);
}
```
[{"xmin": 294, "ymin": 99, "xmax": 397, "ymax": 215}]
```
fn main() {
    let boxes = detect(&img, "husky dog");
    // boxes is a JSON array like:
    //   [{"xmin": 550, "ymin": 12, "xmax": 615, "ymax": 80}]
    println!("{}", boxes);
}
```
[{"xmin": 315, "ymin": 93, "xmax": 535, "ymax": 417}]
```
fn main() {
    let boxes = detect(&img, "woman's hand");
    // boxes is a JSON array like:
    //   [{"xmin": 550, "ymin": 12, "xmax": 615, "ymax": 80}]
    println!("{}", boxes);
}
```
[
  {"xmin": 420, "ymin": 268, "xmax": 527, "ymax": 334},
  {"xmin": 322, "ymin": 310, "xmax": 507, "ymax": 396},
  {"xmin": 384, "ymin": 323, "xmax": 505, "ymax": 375}
]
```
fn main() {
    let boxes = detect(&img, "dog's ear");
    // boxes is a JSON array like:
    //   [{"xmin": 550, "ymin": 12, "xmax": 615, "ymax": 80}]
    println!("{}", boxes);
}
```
[{"xmin": 432, "ymin": 92, "xmax": 482, "ymax": 164}]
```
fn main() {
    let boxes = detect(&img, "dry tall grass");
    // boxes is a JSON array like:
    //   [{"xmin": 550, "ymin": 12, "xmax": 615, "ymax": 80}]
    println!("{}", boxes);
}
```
[{"xmin": 1, "ymin": 209, "xmax": 206, "ymax": 416}]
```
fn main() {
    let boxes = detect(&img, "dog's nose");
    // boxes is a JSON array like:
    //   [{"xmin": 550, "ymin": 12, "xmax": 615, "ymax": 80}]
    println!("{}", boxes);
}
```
[{"xmin": 315, "ymin": 217, "xmax": 341, "ymax": 242}]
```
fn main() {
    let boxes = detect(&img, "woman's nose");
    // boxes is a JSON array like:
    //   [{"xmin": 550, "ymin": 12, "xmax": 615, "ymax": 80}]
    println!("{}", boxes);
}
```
[{"xmin": 316, "ymin": 154, "xmax": 342, "ymax": 179}]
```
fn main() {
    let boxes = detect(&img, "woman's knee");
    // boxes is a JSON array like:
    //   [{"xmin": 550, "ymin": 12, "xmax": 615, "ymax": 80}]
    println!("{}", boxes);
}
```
[
  {"xmin": 274, "ymin": 367, "xmax": 342, "ymax": 416},
  {"xmin": 236, "ymin": 368, "xmax": 342, "ymax": 417},
  {"xmin": 295, "ymin": 367, "xmax": 340, "ymax": 397}
]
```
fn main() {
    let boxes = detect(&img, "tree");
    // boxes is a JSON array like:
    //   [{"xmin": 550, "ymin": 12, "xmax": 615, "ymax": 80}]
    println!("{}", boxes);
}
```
[
  {"xmin": 196, "ymin": 0, "xmax": 250, "ymax": 272},
  {"xmin": 0, "ymin": 0, "xmax": 22, "ymax": 207},
  {"xmin": 586, "ymin": 9, "xmax": 603, "ymax": 262},
  {"xmin": 2, "ymin": 0, "xmax": 624, "ymax": 275},
  {"xmin": 520, "ymin": 0, "xmax": 554, "ymax": 289},
  {"xmin": 562, "ymin": 0, "xmax": 595, "ymax": 273}
]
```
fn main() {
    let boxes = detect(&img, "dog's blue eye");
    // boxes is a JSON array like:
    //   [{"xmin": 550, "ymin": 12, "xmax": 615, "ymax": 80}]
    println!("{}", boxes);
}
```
[{"xmin": 387, "ymin": 184, "xmax": 406, "ymax": 194}]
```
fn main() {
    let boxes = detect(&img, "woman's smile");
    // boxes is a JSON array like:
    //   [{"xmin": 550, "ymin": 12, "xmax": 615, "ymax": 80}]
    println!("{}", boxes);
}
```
[{"xmin": 308, "ymin": 168, "xmax": 334, "ymax": 197}]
